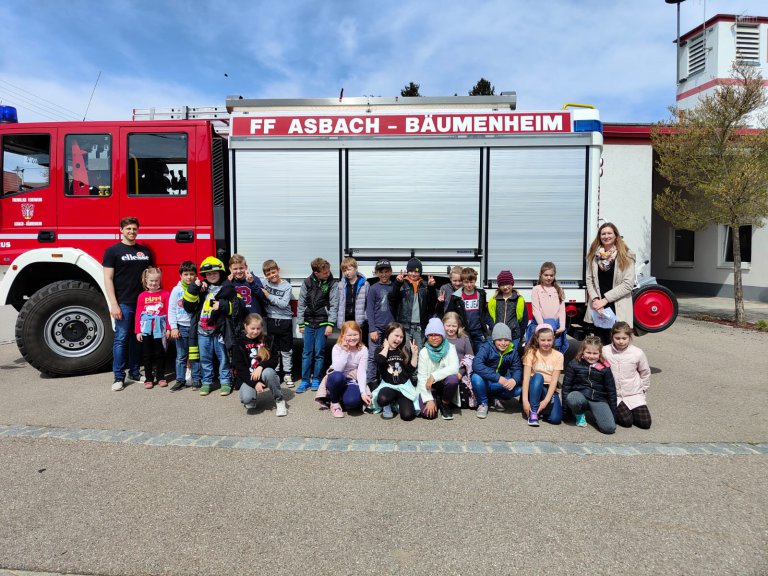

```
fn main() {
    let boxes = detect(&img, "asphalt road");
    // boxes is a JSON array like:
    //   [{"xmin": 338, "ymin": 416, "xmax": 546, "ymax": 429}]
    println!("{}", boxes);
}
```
[{"xmin": 0, "ymin": 310, "xmax": 766, "ymax": 576}]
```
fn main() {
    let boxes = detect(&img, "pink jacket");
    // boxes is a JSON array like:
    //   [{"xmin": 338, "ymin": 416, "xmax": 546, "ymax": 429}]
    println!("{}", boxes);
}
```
[{"xmin": 602, "ymin": 343, "xmax": 650, "ymax": 409}]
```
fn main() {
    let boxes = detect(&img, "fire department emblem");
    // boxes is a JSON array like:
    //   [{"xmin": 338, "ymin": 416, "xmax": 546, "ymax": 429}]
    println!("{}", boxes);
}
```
[{"xmin": 21, "ymin": 203, "xmax": 34, "ymax": 220}]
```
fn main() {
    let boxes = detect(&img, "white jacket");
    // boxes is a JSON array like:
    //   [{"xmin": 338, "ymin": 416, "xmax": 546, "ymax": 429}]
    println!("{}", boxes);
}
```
[{"xmin": 602, "ymin": 343, "xmax": 650, "ymax": 409}]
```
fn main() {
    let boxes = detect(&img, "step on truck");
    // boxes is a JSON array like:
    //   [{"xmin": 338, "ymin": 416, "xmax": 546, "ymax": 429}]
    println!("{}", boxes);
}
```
[{"xmin": 0, "ymin": 96, "xmax": 677, "ymax": 376}]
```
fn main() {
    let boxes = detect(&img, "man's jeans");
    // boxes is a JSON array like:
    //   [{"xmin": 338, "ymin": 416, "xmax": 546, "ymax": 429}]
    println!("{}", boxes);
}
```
[{"xmin": 113, "ymin": 303, "xmax": 140, "ymax": 381}]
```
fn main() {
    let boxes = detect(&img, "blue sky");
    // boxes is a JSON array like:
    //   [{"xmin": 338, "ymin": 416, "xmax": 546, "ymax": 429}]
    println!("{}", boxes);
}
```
[{"xmin": 0, "ymin": 0, "xmax": 766, "ymax": 124}]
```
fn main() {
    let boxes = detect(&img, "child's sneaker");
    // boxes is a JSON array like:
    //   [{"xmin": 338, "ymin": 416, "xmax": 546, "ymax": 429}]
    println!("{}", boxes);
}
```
[
  {"xmin": 157, "ymin": 380, "xmax": 168, "ymax": 388},
  {"xmin": 381, "ymin": 405, "xmax": 394, "ymax": 420},
  {"xmin": 330, "ymin": 403, "xmax": 344, "ymax": 418},
  {"xmin": 199, "ymin": 385, "xmax": 211, "ymax": 396},
  {"xmin": 111, "ymin": 380, "xmax": 125, "ymax": 392},
  {"xmin": 492, "ymin": 399, "xmax": 506, "ymax": 411},
  {"xmin": 310, "ymin": 378, "xmax": 321, "ymax": 391},
  {"xmin": 169, "ymin": 381, "xmax": 185, "ymax": 392},
  {"xmin": 244, "ymin": 401, "xmax": 257, "ymax": 410},
  {"xmin": 575, "ymin": 413, "xmax": 587, "ymax": 427},
  {"xmin": 439, "ymin": 402, "xmax": 454, "ymax": 421},
  {"xmin": 275, "ymin": 400, "xmax": 288, "ymax": 417},
  {"xmin": 296, "ymin": 380, "xmax": 311, "ymax": 393},
  {"xmin": 144, "ymin": 381, "xmax": 154, "ymax": 389},
  {"xmin": 219, "ymin": 385, "xmax": 232, "ymax": 396},
  {"xmin": 476, "ymin": 404, "xmax": 488, "ymax": 419},
  {"xmin": 128, "ymin": 372, "xmax": 145, "ymax": 384},
  {"xmin": 283, "ymin": 374, "xmax": 294, "ymax": 388},
  {"xmin": 528, "ymin": 411, "xmax": 540, "ymax": 426}
]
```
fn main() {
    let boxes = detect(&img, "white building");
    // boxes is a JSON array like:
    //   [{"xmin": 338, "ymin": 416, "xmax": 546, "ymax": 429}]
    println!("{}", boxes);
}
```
[{"xmin": 604, "ymin": 14, "xmax": 768, "ymax": 303}]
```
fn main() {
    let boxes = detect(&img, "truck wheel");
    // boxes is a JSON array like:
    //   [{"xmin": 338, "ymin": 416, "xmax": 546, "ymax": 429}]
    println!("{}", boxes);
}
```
[
  {"xmin": 15, "ymin": 280, "xmax": 113, "ymax": 376},
  {"xmin": 633, "ymin": 284, "xmax": 678, "ymax": 333}
]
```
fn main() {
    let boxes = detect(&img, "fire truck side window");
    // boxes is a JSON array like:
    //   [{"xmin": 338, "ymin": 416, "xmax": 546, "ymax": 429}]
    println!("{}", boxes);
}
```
[
  {"xmin": 2, "ymin": 134, "xmax": 51, "ymax": 196},
  {"xmin": 127, "ymin": 133, "xmax": 188, "ymax": 196},
  {"xmin": 64, "ymin": 134, "xmax": 112, "ymax": 197}
]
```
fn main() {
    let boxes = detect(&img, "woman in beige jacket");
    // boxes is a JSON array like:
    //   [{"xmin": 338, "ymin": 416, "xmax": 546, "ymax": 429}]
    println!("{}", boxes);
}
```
[{"xmin": 584, "ymin": 222, "xmax": 636, "ymax": 342}]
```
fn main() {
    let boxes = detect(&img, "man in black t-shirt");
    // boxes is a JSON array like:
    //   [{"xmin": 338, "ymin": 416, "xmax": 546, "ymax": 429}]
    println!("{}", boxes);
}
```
[{"xmin": 103, "ymin": 216, "xmax": 152, "ymax": 391}]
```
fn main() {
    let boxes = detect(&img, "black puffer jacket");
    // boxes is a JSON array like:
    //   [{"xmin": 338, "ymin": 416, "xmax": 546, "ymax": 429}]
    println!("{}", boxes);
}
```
[{"xmin": 561, "ymin": 359, "xmax": 617, "ymax": 415}]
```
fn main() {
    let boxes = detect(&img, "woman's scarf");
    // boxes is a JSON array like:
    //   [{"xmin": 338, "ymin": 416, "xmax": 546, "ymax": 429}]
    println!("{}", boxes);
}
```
[
  {"xmin": 596, "ymin": 246, "xmax": 617, "ymax": 272},
  {"xmin": 425, "ymin": 338, "xmax": 449, "ymax": 363}
]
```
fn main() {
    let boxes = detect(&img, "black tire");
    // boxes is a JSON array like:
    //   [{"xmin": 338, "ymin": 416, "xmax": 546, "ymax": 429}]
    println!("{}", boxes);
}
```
[
  {"xmin": 632, "ymin": 284, "xmax": 678, "ymax": 333},
  {"xmin": 15, "ymin": 280, "xmax": 113, "ymax": 376}
]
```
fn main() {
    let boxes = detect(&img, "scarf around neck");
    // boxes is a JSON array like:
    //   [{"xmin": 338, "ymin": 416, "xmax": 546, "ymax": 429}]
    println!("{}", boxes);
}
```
[
  {"xmin": 425, "ymin": 338, "xmax": 449, "ymax": 363},
  {"xmin": 596, "ymin": 246, "xmax": 617, "ymax": 272}
]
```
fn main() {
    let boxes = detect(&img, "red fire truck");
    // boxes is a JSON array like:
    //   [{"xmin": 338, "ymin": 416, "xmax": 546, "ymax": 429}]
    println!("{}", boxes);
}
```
[{"xmin": 0, "ymin": 96, "xmax": 677, "ymax": 376}]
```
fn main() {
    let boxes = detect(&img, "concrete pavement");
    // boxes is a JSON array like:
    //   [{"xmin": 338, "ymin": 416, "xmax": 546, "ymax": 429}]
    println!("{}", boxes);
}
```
[{"xmin": 0, "ymin": 304, "xmax": 766, "ymax": 576}]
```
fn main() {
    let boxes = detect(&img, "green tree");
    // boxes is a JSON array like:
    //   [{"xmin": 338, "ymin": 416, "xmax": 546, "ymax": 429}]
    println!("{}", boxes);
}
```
[
  {"xmin": 652, "ymin": 63, "xmax": 768, "ymax": 324},
  {"xmin": 469, "ymin": 78, "xmax": 495, "ymax": 96},
  {"xmin": 401, "ymin": 82, "xmax": 421, "ymax": 97}
]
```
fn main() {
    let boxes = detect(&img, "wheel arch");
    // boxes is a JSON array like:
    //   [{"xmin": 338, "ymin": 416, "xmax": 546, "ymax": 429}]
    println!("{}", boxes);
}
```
[{"xmin": 0, "ymin": 249, "xmax": 107, "ymax": 311}]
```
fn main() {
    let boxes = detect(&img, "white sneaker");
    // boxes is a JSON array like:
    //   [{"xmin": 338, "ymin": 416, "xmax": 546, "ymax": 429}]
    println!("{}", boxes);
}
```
[
  {"xmin": 111, "ymin": 380, "xmax": 125, "ymax": 392},
  {"xmin": 283, "ymin": 374, "xmax": 294, "ymax": 388},
  {"xmin": 275, "ymin": 400, "xmax": 288, "ymax": 417}
]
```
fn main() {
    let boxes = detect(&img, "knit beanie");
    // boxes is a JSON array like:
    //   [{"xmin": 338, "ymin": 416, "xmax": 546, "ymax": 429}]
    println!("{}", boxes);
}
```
[
  {"xmin": 425, "ymin": 317, "xmax": 446, "ymax": 337},
  {"xmin": 491, "ymin": 323, "xmax": 512, "ymax": 341},
  {"xmin": 497, "ymin": 270, "xmax": 514, "ymax": 287},
  {"xmin": 406, "ymin": 257, "xmax": 422, "ymax": 273}
]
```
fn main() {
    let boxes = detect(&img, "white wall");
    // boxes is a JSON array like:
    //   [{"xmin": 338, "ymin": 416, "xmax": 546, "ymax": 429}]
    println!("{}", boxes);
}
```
[{"xmin": 600, "ymin": 144, "xmax": 653, "ymax": 277}]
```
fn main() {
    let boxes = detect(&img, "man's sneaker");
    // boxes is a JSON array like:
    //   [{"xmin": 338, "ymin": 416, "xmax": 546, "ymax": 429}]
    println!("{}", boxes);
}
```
[
  {"xmin": 111, "ymin": 380, "xmax": 125, "ymax": 392},
  {"xmin": 283, "ymin": 374, "xmax": 294, "ymax": 388},
  {"xmin": 169, "ymin": 381, "xmax": 185, "ymax": 392},
  {"xmin": 199, "ymin": 385, "xmax": 211, "ymax": 396},
  {"xmin": 144, "ymin": 381, "xmax": 154, "ymax": 389},
  {"xmin": 528, "ymin": 411, "xmax": 540, "ymax": 426},
  {"xmin": 310, "ymin": 378, "xmax": 321, "ymax": 391},
  {"xmin": 439, "ymin": 402, "xmax": 454, "ymax": 421},
  {"xmin": 575, "ymin": 413, "xmax": 587, "ymax": 427},
  {"xmin": 381, "ymin": 405, "xmax": 394, "ymax": 420},
  {"xmin": 492, "ymin": 399, "xmax": 506, "ymax": 412},
  {"xmin": 330, "ymin": 403, "xmax": 344, "ymax": 418},
  {"xmin": 275, "ymin": 400, "xmax": 288, "ymax": 417},
  {"xmin": 296, "ymin": 380, "xmax": 311, "ymax": 393},
  {"xmin": 476, "ymin": 404, "xmax": 488, "ymax": 419},
  {"xmin": 189, "ymin": 381, "xmax": 202, "ymax": 389},
  {"xmin": 127, "ymin": 373, "xmax": 145, "ymax": 384},
  {"xmin": 219, "ymin": 385, "xmax": 232, "ymax": 396},
  {"xmin": 157, "ymin": 380, "xmax": 168, "ymax": 388}
]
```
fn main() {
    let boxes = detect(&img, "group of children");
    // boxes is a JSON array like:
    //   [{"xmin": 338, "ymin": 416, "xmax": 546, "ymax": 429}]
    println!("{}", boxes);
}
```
[{"xmin": 131, "ymin": 255, "xmax": 652, "ymax": 432}]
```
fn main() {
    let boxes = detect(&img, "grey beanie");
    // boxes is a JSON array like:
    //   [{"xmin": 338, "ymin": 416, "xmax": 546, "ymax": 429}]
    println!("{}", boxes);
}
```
[
  {"xmin": 491, "ymin": 323, "xmax": 512, "ymax": 341},
  {"xmin": 425, "ymin": 317, "xmax": 446, "ymax": 338}
]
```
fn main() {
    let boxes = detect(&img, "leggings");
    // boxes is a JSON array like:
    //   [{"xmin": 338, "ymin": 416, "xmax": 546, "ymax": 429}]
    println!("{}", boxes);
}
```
[
  {"xmin": 565, "ymin": 391, "xmax": 616, "ymax": 434},
  {"xmin": 326, "ymin": 371, "xmax": 363, "ymax": 410},
  {"xmin": 616, "ymin": 401, "xmax": 652, "ymax": 429},
  {"xmin": 142, "ymin": 336, "xmax": 165, "ymax": 382},
  {"xmin": 376, "ymin": 387, "xmax": 416, "ymax": 421}
]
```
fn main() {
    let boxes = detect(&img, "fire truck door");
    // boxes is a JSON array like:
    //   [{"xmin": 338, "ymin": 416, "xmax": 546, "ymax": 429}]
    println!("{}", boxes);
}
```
[
  {"xmin": 57, "ymin": 131, "xmax": 120, "ymax": 258},
  {"xmin": 0, "ymin": 128, "xmax": 58, "ymax": 263},
  {"xmin": 119, "ymin": 128, "xmax": 197, "ymax": 272}
]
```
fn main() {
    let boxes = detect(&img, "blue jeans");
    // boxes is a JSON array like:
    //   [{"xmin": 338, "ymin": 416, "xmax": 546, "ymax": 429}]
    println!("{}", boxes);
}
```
[
  {"xmin": 113, "ymin": 303, "xmax": 141, "ymax": 381},
  {"xmin": 198, "ymin": 333, "xmax": 231, "ymax": 386},
  {"xmin": 326, "ymin": 371, "xmax": 362, "ymax": 410},
  {"xmin": 471, "ymin": 373, "xmax": 522, "ymax": 407},
  {"xmin": 528, "ymin": 373, "xmax": 562, "ymax": 424},
  {"xmin": 175, "ymin": 324, "xmax": 201, "ymax": 385},
  {"xmin": 301, "ymin": 326, "xmax": 327, "ymax": 382}
]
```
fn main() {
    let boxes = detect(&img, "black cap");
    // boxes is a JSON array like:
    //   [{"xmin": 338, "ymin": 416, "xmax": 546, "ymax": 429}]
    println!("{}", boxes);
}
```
[
  {"xmin": 406, "ymin": 257, "xmax": 422, "ymax": 273},
  {"xmin": 375, "ymin": 259, "xmax": 392, "ymax": 270}
]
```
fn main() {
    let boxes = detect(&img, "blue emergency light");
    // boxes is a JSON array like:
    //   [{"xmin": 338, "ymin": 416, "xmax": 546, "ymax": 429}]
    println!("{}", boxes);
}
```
[{"xmin": 0, "ymin": 105, "xmax": 19, "ymax": 123}]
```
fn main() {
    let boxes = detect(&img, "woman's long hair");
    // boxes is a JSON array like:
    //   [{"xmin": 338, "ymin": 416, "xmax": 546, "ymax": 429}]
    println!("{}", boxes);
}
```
[{"xmin": 586, "ymin": 222, "xmax": 632, "ymax": 271}]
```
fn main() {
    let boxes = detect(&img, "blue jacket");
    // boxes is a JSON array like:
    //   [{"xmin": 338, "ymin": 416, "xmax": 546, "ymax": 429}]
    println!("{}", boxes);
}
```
[
  {"xmin": 472, "ymin": 339, "xmax": 522, "ymax": 384},
  {"xmin": 366, "ymin": 280, "xmax": 394, "ymax": 332}
]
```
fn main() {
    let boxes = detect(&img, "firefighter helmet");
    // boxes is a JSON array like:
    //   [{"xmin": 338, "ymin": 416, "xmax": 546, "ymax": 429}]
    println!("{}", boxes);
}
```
[{"xmin": 199, "ymin": 257, "xmax": 225, "ymax": 274}]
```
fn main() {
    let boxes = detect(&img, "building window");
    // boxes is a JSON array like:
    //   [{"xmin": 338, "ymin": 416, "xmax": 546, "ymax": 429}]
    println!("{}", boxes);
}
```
[
  {"xmin": 724, "ymin": 225, "xmax": 752, "ymax": 264},
  {"xmin": 127, "ymin": 133, "xmax": 188, "ymax": 196},
  {"xmin": 65, "ymin": 134, "xmax": 111, "ymax": 196},
  {"xmin": 672, "ymin": 228, "xmax": 695, "ymax": 264},
  {"xmin": 687, "ymin": 34, "xmax": 705, "ymax": 77},
  {"xmin": 1, "ymin": 134, "xmax": 50, "ymax": 196},
  {"xmin": 735, "ymin": 23, "xmax": 760, "ymax": 63}
]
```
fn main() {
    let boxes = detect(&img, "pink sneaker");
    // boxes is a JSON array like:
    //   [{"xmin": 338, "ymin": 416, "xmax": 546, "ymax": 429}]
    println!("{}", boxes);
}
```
[
  {"xmin": 144, "ymin": 381, "xmax": 154, "ymax": 389},
  {"xmin": 330, "ymin": 403, "xmax": 344, "ymax": 418},
  {"xmin": 157, "ymin": 380, "xmax": 168, "ymax": 387}
]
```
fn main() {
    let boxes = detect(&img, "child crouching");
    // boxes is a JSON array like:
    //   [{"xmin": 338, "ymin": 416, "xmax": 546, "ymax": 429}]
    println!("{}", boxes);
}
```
[{"xmin": 234, "ymin": 314, "xmax": 287, "ymax": 416}]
